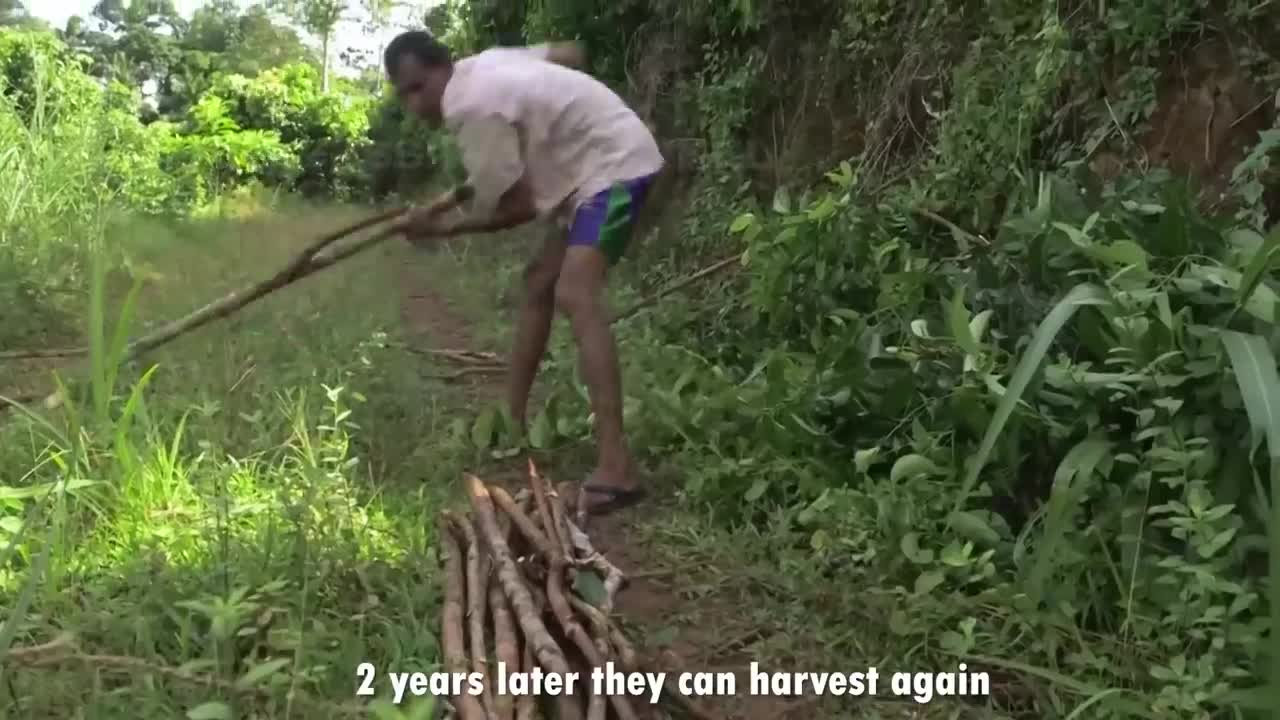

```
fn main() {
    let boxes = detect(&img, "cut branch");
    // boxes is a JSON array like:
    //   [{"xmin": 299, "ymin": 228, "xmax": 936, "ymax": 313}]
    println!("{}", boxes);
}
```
[
  {"xmin": 489, "ymin": 581, "xmax": 518, "ymax": 720},
  {"xmin": 458, "ymin": 516, "xmax": 495, "ymax": 718},
  {"xmin": 515, "ymin": 643, "xmax": 539, "ymax": 720},
  {"xmin": 467, "ymin": 476, "xmax": 583, "ymax": 720},
  {"xmin": 527, "ymin": 459, "xmax": 569, "ymax": 561},
  {"xmin": 439, "ymin": 514, "xmax": 488, "ymax": 720},
  {"xmin": 490, "ymin": 485, "xmax": 558, "ymax": 560}
]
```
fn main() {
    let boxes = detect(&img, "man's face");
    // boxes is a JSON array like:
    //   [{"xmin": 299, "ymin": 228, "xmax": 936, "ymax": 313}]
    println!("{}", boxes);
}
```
[{"xmin": 392, "ymin": 55, "xmax": 442, "ymax": 125}]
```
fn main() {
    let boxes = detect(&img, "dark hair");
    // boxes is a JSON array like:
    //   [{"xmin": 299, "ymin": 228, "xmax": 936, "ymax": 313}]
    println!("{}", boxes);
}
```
[{"xmin": 384, "ymin": 31, "xmax": 452, "ymax": 77}]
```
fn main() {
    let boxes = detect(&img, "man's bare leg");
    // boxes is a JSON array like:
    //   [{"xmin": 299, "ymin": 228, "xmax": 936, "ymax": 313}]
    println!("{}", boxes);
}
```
[
  {"xmin": 507, "ymin": 228, "xmax": 566, "ymax": 433},
  {"xmin": 554, "ymin": 245, "xmax": 635, "ymax": 499}
]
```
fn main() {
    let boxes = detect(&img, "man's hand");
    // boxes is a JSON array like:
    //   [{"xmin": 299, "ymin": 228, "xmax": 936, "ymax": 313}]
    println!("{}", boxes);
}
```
[
  {"xmin": 544, "ymin": 41, "xmax": 586, "ymax": 69},
  {"xmin": 393, "ymin": 187, "xmax": 474, "ymax": 248},
  {"xmin": 392, "ymin": 206, "xmax": 453, "ymax": 248}
]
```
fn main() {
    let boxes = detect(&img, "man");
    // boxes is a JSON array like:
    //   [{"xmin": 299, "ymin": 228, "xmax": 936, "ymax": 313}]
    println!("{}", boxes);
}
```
[{"xmin": 384, "ymin": 31, "xmax": 663, "ymax": 516}]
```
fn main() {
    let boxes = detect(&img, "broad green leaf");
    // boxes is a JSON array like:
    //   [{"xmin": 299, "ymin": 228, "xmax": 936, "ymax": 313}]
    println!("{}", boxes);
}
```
[
  {"xmin": 914, "ymin": 570, "xmax": 945, "ymax": 595},
  {"xmin": 528, "ymin": 409, "xmax": 552, "ymax": 450},
  {"xmin": 370, "ymin": 700, "xmax": 405, "ymax": 720},
  {"xmin": 1188, "ymin": 264, "xmax": 1279, "ymax": 323},
  {"xmin": 946, "ymin": 511, "xmax": 1000, "ymax": 546},
  {"xmin": 900, "ymin": 533, "xmax": 933, "ymax": 564},
  {"xmin": 471, "ymin": 407, "xmax": 496, "ymax": 449},
  {"xmin": 890, "ymin": 454, "xmax": 943, "ymax": 483},
  {"xmin": 186, "ymin": 702, "xmax": 232, "ymax": 720},
  {"xmin": 729, "ymin": 213, "xmax": 755, "ymax": 233},
  {"xmin": 1233, "ymin": 225, "xmax": 1280, "ymax": 322},
  {"xmin": 744, "ymin": 478, "xmax": 769, "ymax": 502},
  {"xmin": 1218, "ymin": 329, "xmax": 1280, "ymax": 707},
  {"xmin": 951, "ymin": 283, "xmax": 1109, "ymax": 515},
  {"xmin": 772, "ymin": 186, "xmax": 791, "ymax": 213},
  {"xmin": 947, "ymin": 289, "xmax": 980, "ymax": 356},
  {"xmin": 1220, "ymin": 331, "xmax": 1280, "ymax": 459},
  {"xmin": 854, "ymin": 447, "xmax": 879, "ymax": 473},
  {"xmin": 573, "ymin": 570, "xmax": 608, "ymax": 608},
  {"xmin": 1087, "ymin": 239, "xmax": 1149, "ymax": 271},
  {"xmin": 236, "ymin": 658, "xmax": 290, "ymax": 690},
  {"xmin": 969, "ymin": 310, "xmax": 993, "ymax": 344}
]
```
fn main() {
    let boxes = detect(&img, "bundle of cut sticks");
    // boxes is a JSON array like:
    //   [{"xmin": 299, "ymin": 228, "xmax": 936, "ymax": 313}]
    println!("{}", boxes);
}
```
[{"xmin": 440, "ymin": 461, "xmax": 710, "ymax": 720}]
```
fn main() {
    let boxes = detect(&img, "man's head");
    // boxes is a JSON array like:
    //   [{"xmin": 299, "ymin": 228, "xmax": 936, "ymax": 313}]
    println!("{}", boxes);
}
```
[{"xmin": 385, "ymin": 31, "xmax": 453, "ymax": 125}]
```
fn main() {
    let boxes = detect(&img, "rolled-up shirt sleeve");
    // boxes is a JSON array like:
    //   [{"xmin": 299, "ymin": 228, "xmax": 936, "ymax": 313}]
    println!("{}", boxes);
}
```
[{"xmin": 455, "ymin": 116, "xmax": 525, "ymax": 219}]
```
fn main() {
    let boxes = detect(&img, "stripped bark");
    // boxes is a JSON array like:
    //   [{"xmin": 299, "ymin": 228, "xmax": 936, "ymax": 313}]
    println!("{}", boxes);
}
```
[
  {"xmin": 543, "ymin": 520, "xmax": 639, "ymax": 720},
  {"xmin": 458, "ymin": 517, "xmax": 495, "ymax": 718},
  {"xmin": 527, "ymin": 459, "xmax": 565, "ymax": 559},
  {"xmin": 489, "ymin": 581, "xmax": 518, "ymax": 720},
  {"xmin": 490, "ymin": 485, "xmax": 557, "ymax": 560},
  {"xmin": 467, "ymin": 476, "xmax": 583, "ymax": 720},
  {"xmin": 563, "ymin": 517, "xmax": 628, "ymax": 614},
  {"xmin": 438, "ymin": 514, "xmax": 488, "ymax": 720},
  {"xmin": 546, "ymin": 479, "xmax": 576, "ymax": 564},
  {"xmin": 515, "ymin": 643, "xmax": 539, "ymax": 720},
  {"xmin": 569, "ymin": 595, "xmax": 639, "ymax": 671}
]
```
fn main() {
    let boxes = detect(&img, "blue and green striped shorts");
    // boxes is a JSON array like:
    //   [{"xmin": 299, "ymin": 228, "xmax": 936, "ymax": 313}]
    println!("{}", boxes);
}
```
[{"xmin": 566, "ymin": 173, "xmax": 657, "ymax": 266}]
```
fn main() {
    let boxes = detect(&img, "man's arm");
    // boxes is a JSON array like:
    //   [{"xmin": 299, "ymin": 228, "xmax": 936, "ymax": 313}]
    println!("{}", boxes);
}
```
[
  {"xmin": 538, "ymin": 41, "xmax": 586, "ymax": 69},
  {"xmin": 437, "ymin": 178, "xmax": 537, "ymax": 236},
  {"xmin": 401, "ymin": 116, "xmax": 538, "ymax": 240}
]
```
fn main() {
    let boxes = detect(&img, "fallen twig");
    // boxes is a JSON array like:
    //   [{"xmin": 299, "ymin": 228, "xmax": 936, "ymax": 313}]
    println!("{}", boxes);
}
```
[
  {"xmin": 611, "ymin": 254, "xmax": 741, "ymax": 324},
  {"xmin": 412, "ymin": 254, "xmax": 744, "ymax": 381},
  {"xmin": 409, "ymin": 348, "xmax": 505, "ymax": 365},
  {"xmin": 440, "ymin": 514, "xmax": 489, "ymax": 720},
  {"xmin": 467, "ymin": 476, "xmax": 583, "ymax": 720}
]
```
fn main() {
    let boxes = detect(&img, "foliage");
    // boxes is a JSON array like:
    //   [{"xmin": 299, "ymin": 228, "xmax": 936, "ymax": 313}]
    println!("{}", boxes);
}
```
[
  {"xmin": 504, "ymin": 0, "xmax": 1280, "ymax": 716},
  {"xmin": 3, "ymin": 0, "xmax": 1280, "ymax": 717}
]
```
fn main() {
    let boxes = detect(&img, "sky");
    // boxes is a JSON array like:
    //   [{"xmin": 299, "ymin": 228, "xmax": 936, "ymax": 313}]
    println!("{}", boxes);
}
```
[{"xmin": 30, "ymin": 0, "xmax": 434, "ymax": 76}]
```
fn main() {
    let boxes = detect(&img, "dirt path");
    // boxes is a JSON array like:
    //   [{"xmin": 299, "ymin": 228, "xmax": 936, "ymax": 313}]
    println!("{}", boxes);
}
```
[{"xmin": 396, "ymin": 261, "xmax": 813, "ymax": 720}]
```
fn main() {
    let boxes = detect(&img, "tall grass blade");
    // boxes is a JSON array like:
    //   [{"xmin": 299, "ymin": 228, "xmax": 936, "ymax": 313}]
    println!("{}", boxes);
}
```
[
  {"xmin": 951, "ymin": 283, "xmax": 1110, "ymax": 514},
  {"xmin": 1218, "ymin": 329, "xmax": 1280, "ymax": 715}
]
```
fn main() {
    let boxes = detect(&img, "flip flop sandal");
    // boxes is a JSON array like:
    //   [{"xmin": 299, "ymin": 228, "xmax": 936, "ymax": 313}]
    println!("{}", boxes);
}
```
[{"xmin": 578, "ymin": 485, "xmax": 647, "ymax": 517}]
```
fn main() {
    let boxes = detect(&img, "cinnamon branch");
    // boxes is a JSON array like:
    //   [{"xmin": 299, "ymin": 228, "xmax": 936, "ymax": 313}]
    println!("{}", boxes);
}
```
[{"xmin": 467, "ymin": 476, "xmax": 582, "ymax": 720}]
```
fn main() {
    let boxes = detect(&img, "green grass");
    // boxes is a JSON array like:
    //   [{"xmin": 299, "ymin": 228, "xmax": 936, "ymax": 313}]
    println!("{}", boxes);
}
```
[
  {"xmin": 0, "ymin": 201, "xmax": 471, "ymax": 718},
  {"xmin": 0, "ymin": 197, "xmax": 1011, "ymax": 719}
]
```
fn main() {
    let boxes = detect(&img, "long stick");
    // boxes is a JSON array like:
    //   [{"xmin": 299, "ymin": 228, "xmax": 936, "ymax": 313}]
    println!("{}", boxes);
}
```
[
  {"xmin": 489, "ymin": 581, "xmax": 518, "ymax": 720},
  {"xmin": 527, "ymin": 460, "xmax": 570, "ymax": 560},
  {"xmin": 515, "ymin": 643, "xmax": 540, "ymax": 720},
  {"xmin": 0, "ymin": 208, "xmax": 407, "ymax": 363},
  {"xmin": 458, "ymin": 516, "xmax": 496, "ymax": 719},
  {"xmin": 439, "ymin": 514, "xmax": 488, "ymax": 720},
  {"xmin": 467, "ymin": 476, "xmax": 583, "ymax": 720},
  {"xmin": 490, "ymin": 485, "xmax": 558, "ymax": 560}
]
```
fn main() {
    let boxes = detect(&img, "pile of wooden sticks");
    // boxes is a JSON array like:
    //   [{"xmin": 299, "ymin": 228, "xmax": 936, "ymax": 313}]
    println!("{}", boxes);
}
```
[{"xmin": 442, "ymin": 461, "xmax": 705, "ymax": 720}]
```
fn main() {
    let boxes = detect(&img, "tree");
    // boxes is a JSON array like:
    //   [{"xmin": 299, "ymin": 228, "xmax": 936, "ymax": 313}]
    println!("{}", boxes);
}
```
[
  {"xmin": 270, "ymin": 0, "xmax": 390, "ymax": 92},
  {"xmin": 0, "ymin": 0, "xmax": 49, "ymax": 29}
]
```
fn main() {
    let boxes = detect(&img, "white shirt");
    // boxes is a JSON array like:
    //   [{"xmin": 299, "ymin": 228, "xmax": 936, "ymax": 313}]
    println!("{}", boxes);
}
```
[{"xmin": 440, "ymin": 45, "xmax": 664, "ymax": 224}]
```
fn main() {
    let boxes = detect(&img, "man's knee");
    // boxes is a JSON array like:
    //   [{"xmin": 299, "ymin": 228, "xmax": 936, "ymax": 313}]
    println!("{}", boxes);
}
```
[
  {"xmin": 523, "ymin": 259, "xmax": 558, "ymax": 304},
  {"xmin": 553, "ymin": 275, "xmax": 598, "ymax": 317}
]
